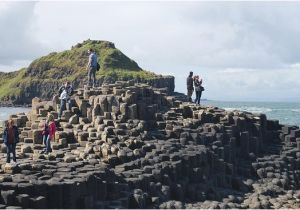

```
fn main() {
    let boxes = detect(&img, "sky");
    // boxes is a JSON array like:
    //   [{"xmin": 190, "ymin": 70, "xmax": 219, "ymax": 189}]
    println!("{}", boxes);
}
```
[{"xmin": 0, "ymin": 1, "xmax": 300, "ymax": 102}]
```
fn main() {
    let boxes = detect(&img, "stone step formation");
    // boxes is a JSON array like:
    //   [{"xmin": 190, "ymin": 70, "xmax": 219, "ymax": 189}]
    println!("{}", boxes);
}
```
[{"xmin": 0, "ymin": 80, "xmax": 299, "ymax": 209}]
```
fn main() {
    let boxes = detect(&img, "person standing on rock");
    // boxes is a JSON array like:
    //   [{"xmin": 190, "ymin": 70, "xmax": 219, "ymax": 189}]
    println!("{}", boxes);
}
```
[
  {"xmin": 3, "ymin": 119, "xmax": 19, "ymax": 163},
  {"xmin": 41, "ymin": 114, "xmax": 56, "ymax": 154},
  {"xmin": 194, "ymin": 75, "xmax": 203, "ymax": 105},
  {"xmin": 87, "ymin": 48, "xmax": 98, "ymax": 88},
  {"xmin": 187, "ymin": 71, "xmax": 194, "ymax": 102},
  {"xmin": 41, "ymin": 112, "xmax": 50, "ymax": 154},
  {"xmin": 58, "ymin": 81, "xmax": 73, "ymax": 120}
]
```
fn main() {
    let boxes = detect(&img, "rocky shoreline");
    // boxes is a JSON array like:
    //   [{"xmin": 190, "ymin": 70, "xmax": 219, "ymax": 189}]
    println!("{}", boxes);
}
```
[{"xmin": 0, "ymin": 81, "xmax": 299, "ymax": 209}]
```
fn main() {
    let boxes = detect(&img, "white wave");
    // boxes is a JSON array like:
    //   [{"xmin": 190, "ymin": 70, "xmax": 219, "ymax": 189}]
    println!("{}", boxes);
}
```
[
  {"xmin": 291, "ymin": 109, "xmax": 300, "ymax": 113},
  {"xmin": 224, "ymin": 106, "xmax": 272, "ymax": 113},
  {"xmin": 223, "ymin": 107, "xmax": 238, "ymax": 111}
]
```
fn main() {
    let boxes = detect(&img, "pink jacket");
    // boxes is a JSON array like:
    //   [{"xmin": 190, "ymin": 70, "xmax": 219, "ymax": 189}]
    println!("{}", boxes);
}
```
[{"xmin": 48, "ymin": 121, "xmax": 56, "ymax": 139}]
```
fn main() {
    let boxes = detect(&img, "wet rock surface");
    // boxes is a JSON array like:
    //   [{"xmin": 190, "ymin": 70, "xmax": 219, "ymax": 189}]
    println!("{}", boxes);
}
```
[{"xmin": 0, "ymin": 81, "xmax": 299, "ymax": 208}]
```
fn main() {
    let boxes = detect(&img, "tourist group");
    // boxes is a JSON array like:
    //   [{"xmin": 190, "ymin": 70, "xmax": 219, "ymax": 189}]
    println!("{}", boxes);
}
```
[
  {"xmin": 3, "ymin": 49, "xmax": 204, "ymax": 163},
  {"xmin": 186, "ymin": 71, "xmax": 205, "ymax": 105}
]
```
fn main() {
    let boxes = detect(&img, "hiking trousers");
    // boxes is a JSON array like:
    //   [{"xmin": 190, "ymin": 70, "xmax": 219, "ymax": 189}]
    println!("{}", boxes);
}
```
[
  {"xmin": 187, "ymin": 88, "xmax": 194, "ymax": 102},
  {"xmin": 88, "ymin": 66, "xmax": 97, "ymax": 87},
  {"xmin": 43, "ymin": 134, "xmax": 52, "ymax": 153},
  {"xmin": 6, "ymin": 143, "xmax": 16, "ymax": 163},
  {"xmin": 195, "ymin": 90, "xmax": 202, "ymax": 104}
]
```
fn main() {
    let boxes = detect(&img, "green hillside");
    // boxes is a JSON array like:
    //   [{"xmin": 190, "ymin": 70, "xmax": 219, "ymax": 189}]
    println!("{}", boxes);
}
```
[{"xmin": 0, "ymin": 40, "xmax": 159, "ymax": 103}]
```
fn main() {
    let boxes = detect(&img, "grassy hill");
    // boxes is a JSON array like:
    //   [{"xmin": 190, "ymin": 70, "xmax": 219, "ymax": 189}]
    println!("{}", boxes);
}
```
[{"xmin": 0, "ymin": 40, "xmax": 168, "ymax": 104}]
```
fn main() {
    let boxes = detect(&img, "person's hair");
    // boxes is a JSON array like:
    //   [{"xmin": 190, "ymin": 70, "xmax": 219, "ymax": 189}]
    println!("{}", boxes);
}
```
[
  {"xmin": 6, "ymin": 119, "xmax": 14, "ymax": 127},
  {"xmin": 65, "ymin": 81, "xmax": 70, "ymax": 85},
  {"xmin": 48, "ymin": 114, "xmax": 55, "ymax": 122},
  {"xmin": 89, "ymin": 48, "xmax": 94, "ymax": 52},
  {"xmin": 189, "ymin": 71, "xmax": 193, "ymax": 77}
]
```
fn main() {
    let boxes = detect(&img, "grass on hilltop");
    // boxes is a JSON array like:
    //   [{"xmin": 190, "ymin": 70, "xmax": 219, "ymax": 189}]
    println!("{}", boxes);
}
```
[{"xmin": 0, "ymin": 40, "xmax": 162, "ymax": 100}]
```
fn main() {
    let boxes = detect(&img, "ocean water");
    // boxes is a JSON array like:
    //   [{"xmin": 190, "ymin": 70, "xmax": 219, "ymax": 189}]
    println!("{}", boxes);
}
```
[
  {"xmin": 0, "ymin": 107, "xmax": 31, "ymax": 127},
  {"xmin": 0, "ymin": 101, "xmax": 299, "ymax": 127},
  {"xmin": 202, "ymin": 100, "xmax": 300, "ymax": 127}
]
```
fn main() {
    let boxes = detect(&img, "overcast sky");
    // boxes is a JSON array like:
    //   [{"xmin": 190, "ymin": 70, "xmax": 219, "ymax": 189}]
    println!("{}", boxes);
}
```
[{"xmin": 1, "ymin": 1, "xmax": 300, "ymax": 102}]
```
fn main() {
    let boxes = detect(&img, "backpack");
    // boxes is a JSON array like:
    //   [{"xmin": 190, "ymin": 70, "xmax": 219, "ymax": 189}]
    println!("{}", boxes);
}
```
[{"xmin": 96, "ymin": 62, "xmax": 100, "ymax": 71}]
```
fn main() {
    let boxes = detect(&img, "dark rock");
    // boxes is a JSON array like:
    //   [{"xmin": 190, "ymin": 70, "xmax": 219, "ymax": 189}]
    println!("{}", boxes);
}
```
[{"xmin": 0, "ymin": 190, "xmax": 15, "ymax": 205}]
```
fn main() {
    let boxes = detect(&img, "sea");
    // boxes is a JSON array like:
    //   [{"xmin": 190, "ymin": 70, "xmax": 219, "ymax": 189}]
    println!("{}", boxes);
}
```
[
  {"xmin": 0, "ymin": 101, "xmax": 299, "ymax": 127},
  {"xmin": 0, "ymin": 107, "xmax": 31, "ymax": 127},
  {"xmin": 202, "ymin": 101, "xmax": 300, "ymax": 127}
]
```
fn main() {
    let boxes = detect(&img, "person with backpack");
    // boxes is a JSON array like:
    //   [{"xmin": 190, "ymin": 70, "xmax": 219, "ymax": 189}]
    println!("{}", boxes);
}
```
[
  {"xmin": 41, "ymin": 114, "xmax": 56, "ymax": 154},
  {"xmin": 194, "ymin": 75, "xmax": 204, "ymax": 105},
  {"xmin": 2, "ymin": 119, "xmax": 19, "ymax": 163},
  {"xmin": 58, "ymin": 81, "xmax": 73, "ymax": 120},
  {"xmin": 186, "ymin": 71, "xmax": 194, "ymax": 102},
  {"xmin": 86, "ymin": 48, "xmax": 98, "ymax": 88}
]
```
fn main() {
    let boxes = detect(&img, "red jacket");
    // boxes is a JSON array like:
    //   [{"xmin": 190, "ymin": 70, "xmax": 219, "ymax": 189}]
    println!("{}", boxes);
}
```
[{"xmin": 48, "ymin": 121, "xmax": 56, "ymax": 139}]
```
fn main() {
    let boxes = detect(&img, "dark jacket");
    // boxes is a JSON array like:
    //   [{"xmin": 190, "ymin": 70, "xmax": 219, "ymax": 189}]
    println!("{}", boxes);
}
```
[
  {"xmin": 58, "ymin": 85, "xmax": 73, "ymax": 97},
  {"xmin": 187, "ymin": 76, "xmax": 194, "ymax": 90},
  {"xmin": 42, "ymin": 120, "xmax": 49, "ymax": 136},
  {"xmin": 3, "ymin": 126, "xmax": 19, "ymax": 145}
]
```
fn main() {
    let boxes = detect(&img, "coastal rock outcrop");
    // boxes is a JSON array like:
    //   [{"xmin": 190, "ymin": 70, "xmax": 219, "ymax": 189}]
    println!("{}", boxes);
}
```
[
  {"xmin": 0, "ymin": 81, "xmax": 299, "ymax": 209},
  {"xmin": 0, "ymin": 40, "xmax": 175, "ymax": 105}
]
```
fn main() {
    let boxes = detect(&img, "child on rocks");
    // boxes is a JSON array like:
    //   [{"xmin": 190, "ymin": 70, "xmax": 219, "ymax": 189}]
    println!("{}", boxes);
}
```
[{"xmin": 41, "ymin": 114, "xmax": 56, "ymax": 154}]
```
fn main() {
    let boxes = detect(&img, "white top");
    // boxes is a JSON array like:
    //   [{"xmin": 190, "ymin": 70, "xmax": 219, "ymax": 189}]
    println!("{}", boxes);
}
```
[{"xmin": 60, "ymin": 89, "xmax": 69, "ymax": 100}]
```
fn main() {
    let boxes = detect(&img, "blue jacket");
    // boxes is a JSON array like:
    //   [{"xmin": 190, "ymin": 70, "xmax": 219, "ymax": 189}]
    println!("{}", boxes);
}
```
[
  {"xmin": 89, "ymin": 52, "xmax": 98, "ymax": 68},
  {"xmin": 3, "ymin": 126, "xmax": 19, "ymax": 145}
]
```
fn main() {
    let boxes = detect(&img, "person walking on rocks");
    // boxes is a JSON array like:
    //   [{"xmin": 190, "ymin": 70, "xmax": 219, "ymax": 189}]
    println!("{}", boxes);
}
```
[
  {"xmin": 58, "ymin": 81, "xmax": 73, "ymax": 120},
  {"xmin": 194, "ymin": 75, "xmax": 203, "ymax": 105},
  {"xmin": 187, "ymin": 71, "xmax": 194, "ymax": 102},
  {"xmin": 41, "ymin": 114, "xmax": 56, "ymax": 154},
  {"xmin": 3, "ymin": 119, "xmax": 19, "ymax": 163},
  {"xmin": 87, "ymin": 48, "xmax": 98, "ymax": 88}
]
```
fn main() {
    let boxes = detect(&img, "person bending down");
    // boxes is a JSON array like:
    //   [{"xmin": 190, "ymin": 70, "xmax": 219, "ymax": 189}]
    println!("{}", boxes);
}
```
[{"xmin": 58, "ymin": 81, "xmax": 73, "ymax": 120}]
